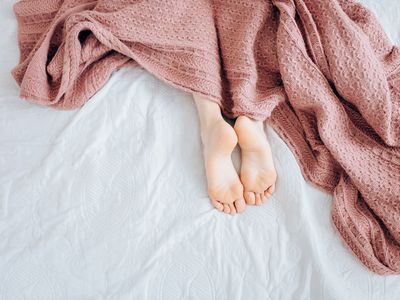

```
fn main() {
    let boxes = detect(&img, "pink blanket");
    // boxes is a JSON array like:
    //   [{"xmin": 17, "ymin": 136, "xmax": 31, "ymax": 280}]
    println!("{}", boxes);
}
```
[{"xmin": 12, "ymin": 0, "xmax": 400, "ymax": 274}]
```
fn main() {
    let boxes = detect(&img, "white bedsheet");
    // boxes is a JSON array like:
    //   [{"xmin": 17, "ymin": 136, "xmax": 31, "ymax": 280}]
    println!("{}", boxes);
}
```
[{"xmin": 1, "ymin": 1, "xmax": 400, "ymax": 299}]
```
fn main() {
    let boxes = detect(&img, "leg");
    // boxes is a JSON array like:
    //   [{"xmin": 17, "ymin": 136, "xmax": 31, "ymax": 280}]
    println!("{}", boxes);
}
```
[
  {"xmin": 193, "ymin": 94, "xmax": 246, "ymax": 214},
  {"xmin": 234, "ymin": 116, "xmax": 277, "ymax": 205}
]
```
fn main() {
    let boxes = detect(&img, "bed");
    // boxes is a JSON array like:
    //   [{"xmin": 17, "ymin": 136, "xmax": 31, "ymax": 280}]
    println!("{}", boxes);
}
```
[{"xmin": 0, "ymin": 0, "xmax": 399, "ymax": 299}]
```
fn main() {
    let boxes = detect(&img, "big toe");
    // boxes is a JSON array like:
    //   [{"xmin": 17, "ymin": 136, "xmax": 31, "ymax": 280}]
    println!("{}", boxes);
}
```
[
  {"xmin": 234, "ymin": 198, "xmax": 246, "ymax": 213},
  {"xmin": 244, "ymin": 191, "xmax": 256, "ymax": 205}
]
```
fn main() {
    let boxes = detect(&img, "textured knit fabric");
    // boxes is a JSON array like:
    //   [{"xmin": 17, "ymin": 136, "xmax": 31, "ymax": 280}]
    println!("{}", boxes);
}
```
[{"xmin": 11, "ymin": 0, "xmax": 400, "ymax": 275}]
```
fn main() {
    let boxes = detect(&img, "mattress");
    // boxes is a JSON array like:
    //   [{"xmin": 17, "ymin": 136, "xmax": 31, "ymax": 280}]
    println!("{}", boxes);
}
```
[{"xmin": 0, "ymin": 1, "xmax": 399, "ymax": 299}]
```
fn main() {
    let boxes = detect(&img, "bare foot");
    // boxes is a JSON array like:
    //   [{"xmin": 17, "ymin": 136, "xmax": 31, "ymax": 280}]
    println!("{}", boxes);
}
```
[
  {"xmin": 200, "ymin": 118, "xmax": 246, "ymax": 215},
  {"xmin": 234, "ymin": 116, "xmax": 277, "ymax": 206}
]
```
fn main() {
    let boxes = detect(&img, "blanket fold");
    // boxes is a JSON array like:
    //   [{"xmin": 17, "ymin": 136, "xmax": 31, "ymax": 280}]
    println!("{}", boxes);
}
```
[{"xmin": 12, "ymin": 0, "xmax": 400, "ymax": 275}]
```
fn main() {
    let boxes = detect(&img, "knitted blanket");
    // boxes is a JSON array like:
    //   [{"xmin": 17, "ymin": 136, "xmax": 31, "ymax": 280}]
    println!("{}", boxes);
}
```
[{"xmin": 12, "ymin": 0, "xmax": 400, "ymax": 275}]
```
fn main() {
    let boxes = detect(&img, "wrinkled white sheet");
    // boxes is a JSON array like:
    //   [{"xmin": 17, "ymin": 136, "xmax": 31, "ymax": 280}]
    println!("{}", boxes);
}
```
[{"xmin": 1, "ymin": 1, "xmax": 400, "ymax": 299}]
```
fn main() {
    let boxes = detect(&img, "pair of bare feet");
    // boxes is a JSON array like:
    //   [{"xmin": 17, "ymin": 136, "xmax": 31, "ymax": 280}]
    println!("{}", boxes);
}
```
[{"xmin": 194, "ymin": 94, "xmax": 277, "ymax": 215}]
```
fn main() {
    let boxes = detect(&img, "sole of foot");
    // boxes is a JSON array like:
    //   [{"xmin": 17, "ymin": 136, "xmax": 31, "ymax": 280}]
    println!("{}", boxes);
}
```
[
  {"xmin": 234, "ymin": 115, "xmax": 277, "ymax": 206},
  {"xmin": 202, "ymin": 118, "xmax": 246, "ymax": 215}
]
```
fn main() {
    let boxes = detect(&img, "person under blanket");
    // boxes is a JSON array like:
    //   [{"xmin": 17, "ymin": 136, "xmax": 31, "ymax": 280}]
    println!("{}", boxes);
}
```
[{"xmin": 11, "ymin": 0, "xmax": 400, "ymax": 275}]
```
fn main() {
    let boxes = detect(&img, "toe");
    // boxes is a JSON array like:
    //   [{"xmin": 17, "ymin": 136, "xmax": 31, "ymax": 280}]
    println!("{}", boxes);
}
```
[
  {"xmin": 234, "ymin": 198, "xmax": 246, "ymax": 213},
  {"xmin": 255, "ymin": 193, "xmax": 262, "ymax": 205},
  {"xmin": 266, "ymin": 184, "xmax": 275, "ymax": 196},
  {"xmin": 261, "ymin": 195, "xmax": 267, "ymax": 203},
  {"xmin": 212, "ymin": 200, "xmax": 224, "ymax": 211},
  {"xmin": 223, "ymin": 204, "xmax": 230, "ymax": 214},
  {"xmin": 244, "ymin": 191, "xmax": 256, "ymax": 205},
  {"xmin": 259, "ymin": 193, "xmax": 265, "ymax": 205},
  {"xmin": 229, "ymin": 203, "xmax": 236, "ymax": 215}
]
